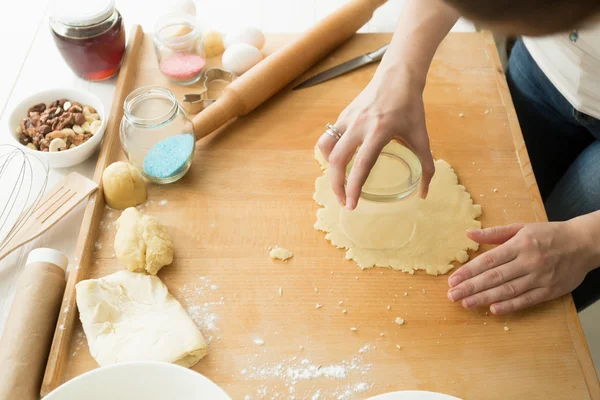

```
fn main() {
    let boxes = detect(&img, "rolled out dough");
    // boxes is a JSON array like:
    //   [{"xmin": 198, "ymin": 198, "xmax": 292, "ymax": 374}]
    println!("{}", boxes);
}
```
[
  {"xmin": 313, "ymin": 146, "xmax": 482, "ymax": 275},
  {"xmin": 76, "ymin": 271, "xmax": 207, "ymax": 367}
]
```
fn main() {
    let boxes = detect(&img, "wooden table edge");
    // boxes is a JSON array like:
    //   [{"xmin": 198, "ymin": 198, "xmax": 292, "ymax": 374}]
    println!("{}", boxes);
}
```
[{"xmin": 483, "ymin": 30, "xmax": 600, "ymax": 399}]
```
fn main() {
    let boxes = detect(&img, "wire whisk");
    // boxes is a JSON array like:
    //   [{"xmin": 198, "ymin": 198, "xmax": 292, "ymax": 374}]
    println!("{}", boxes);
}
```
[{"xmin": 0, "ymin": 145, "xmax": 49, "ymax": 255}]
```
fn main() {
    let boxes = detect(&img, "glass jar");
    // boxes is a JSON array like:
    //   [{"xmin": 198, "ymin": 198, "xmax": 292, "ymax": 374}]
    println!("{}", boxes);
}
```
[
  {"xmin": 120, "ymin": 86, "xmax": 195, "ymax": 184},
  {"xmin": 339, "ymin": 141, "xmax": 422, "ymax": 249},
  {"xmin": 153, "ymin": 15, "xmax": 206, "ymax": 85},
  {"xmin": 50, "ymin": 0, "xmax": 126, "ymax": 81}
]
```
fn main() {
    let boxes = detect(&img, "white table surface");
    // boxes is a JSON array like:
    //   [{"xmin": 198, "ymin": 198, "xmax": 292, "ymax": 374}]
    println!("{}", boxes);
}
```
[{"xmin": 0, "ymin": 0, "xmax": 481, "ymax": 350}]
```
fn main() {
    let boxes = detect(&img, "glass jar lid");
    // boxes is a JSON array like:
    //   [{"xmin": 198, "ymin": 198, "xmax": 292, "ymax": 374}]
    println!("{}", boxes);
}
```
[
  {"xmin": 346, "ymin": 140, "xmax": 422, "ymax": 202},
  {"xmin": 50, "ymin": 0, "xmax": 115, "ymax": 27}
]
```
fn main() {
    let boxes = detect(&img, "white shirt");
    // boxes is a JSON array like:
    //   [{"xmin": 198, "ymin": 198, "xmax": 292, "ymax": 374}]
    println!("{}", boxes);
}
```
[{"xmin": 523, "ymin": 23, "xmax": 600, "ymax": 119}]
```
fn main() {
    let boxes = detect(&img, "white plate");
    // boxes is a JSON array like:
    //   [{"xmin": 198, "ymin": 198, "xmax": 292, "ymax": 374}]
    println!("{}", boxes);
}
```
[
  {"xmin": 368, "ymin": 391, "xmax": 463, "ymax": 400},
  {"xmin": 45, "ymin": 361, "xmax": 231, "ymax": 400}
]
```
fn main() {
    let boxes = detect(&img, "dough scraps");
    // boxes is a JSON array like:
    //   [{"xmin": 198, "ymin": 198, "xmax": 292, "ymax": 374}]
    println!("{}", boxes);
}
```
[
  {"xmin": 269, "ymin": 247, "xmax": 293, "ymax": 261},
  {"xmin": 76, "ymin": 270, "xmax": 207, "ymax": 367},
  {"xmin": 313, "ymin": 146, "xmax": 482, "ymax": 275}
]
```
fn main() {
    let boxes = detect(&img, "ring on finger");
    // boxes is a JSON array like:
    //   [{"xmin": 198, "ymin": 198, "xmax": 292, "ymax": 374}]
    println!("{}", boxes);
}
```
[{"xmin": 325, "ymin": 123, "xmax": 343, "ymax": 140}]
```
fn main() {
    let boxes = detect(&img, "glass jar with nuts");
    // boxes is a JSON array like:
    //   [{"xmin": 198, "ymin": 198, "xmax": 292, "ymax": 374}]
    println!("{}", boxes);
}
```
[{"xmin": 15, "ymin": 99, "xmax": 103, "ymax": 152}]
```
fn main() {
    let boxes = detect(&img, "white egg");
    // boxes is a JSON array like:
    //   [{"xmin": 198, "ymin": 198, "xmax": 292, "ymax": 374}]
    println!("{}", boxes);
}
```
[
  {"xmin": 224, "ymin": 27, "xmax": 266, "ymax": 50},
  {"xmin": 222, "ymin": 43, "xmax": 263, "ymax": 76},
  {"xmin": 167, "ymin": 0, "xmax": 196, "ymax": 17}
]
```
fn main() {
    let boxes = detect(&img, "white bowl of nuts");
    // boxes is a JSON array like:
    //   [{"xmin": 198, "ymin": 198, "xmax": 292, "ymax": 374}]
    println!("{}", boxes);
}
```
[{"xmin": 6, "ymin": 88, "xmax": 106, "ymax": 168}]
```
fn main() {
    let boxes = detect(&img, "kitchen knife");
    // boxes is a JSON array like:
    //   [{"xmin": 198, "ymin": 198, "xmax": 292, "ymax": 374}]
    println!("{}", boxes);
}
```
[{"xmin": 293, "ymin": 43, "xmax": 389, "ymax": 90}]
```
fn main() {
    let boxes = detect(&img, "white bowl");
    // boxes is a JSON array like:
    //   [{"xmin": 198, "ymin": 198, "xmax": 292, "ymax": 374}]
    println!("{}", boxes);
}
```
[
  {"xmin": 368, "ymin": 391, "xmax": 462, "ymax": 400},
  {"xmin": 44, "ymin": 362, "xmax": 232, "ymax": 400},
  {"xmin": 6, "ymin": 88, "xmax": 107, "ymax": 169}
]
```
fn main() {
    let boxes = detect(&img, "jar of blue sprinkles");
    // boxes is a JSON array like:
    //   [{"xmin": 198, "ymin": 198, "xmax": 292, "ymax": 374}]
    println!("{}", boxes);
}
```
[{"xmin": 120, "ymin": 86, "xmax": 195, "ymax": 184}]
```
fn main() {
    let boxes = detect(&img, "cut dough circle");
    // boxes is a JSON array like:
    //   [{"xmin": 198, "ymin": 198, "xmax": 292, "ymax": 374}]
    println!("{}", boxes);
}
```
[
  {"xmin": 313, "ymin": 145, "xmax": 482, "ymax": 275},
  {"xmin": 102, "ymin": 162, "xmax": 147, "ymax": 210},
  {"xmin": 76, "ymin": 270, "xmax": 207, "ymax": 367}
]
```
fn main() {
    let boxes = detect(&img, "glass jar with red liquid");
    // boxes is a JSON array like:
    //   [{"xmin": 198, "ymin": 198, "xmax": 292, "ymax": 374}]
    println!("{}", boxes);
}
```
[{"xmin": 50, "ymin": 0, "xmax": 126, "ymax": 81}]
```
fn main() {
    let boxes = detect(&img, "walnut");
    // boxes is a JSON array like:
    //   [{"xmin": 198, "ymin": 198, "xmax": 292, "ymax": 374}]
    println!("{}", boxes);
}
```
[
  {"xmin": 49, "ymin": 100, "xmax": 60, "ymax": 108},
  {"xmin": 52, "ymin": 112, "xmax": 73, "ymax": 131},
  {"xmin": 68, "ymin": 105, "xmax": 83, "ymax": 113},
  {"xmin": 37, "ymin": 124, "xmax": 51, "ymax": 135},
  {"xmin": 70, "ymin": 135, "xmax": 85, "ymax": 146},
  {"xmin": 46, "ymin": 107, "xmax": 62, "ymax": 119},
  {"xmin": 39, "ymin": 114, "xmax": 49, "ymax": 124},
  {"xmin": 28, "ymin": 103, "xmax": 46, "ymax": 114},
  {"xmin": 73, "ymin": 112, "xmax": 86, "ymax": 126},
  {"xmin": 26, "ymin": 125, "xmax": 37, "ymax": 137},
  {"xmin": 29, "ymin": 113, "xmax": 41, "ymax": 127},
  {"xmin": 39, "ymin": 138, "xmax": 50, "ymax": 151}
]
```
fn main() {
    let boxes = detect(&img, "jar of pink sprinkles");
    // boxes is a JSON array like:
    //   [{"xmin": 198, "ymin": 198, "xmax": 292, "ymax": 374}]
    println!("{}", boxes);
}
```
[{"xmin": 153, "ymin": 14, "xmax": 206, "ymax": 85}]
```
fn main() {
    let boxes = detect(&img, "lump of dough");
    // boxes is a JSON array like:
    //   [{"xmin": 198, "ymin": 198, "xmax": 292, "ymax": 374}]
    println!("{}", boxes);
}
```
[
  {"xmin": 102, "ymin": 162, "xmax": 147, "ymax": 210},
  {"xmin": 115, "ymin": 207, "xmax": 174, "ymax": 275},
  {"xmin": 269, "ymin": 247, "xmax": 293, "ymax": 261},
  {"xmin": 76, "ymin": 270, "xmax": 207, "ymax": 367}
]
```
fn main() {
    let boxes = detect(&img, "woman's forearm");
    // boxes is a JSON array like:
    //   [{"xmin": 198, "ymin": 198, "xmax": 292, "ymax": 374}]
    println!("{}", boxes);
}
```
[{"xmin": 375, "ymin": 0, "xmax": 460, "ymax": 89}]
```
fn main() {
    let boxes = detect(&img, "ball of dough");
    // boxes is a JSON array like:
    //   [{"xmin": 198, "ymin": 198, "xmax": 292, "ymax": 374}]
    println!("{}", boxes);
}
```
[
  {"xmin": 102, "ymin": 162, "xmax": 147, "ymax": 210},
  {"xmin": 202, "ymin": 29, "xmax": 225, "ymax": 58},
  {"xmin": 115, "ymin": 207, "xmax": 174, "ymax": 275}
]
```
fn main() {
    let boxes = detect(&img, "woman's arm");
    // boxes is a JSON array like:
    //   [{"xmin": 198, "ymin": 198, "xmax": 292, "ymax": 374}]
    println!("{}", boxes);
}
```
[
  {"xmin": 447, "ymin": 210, "xmax": 600, "ymax": 315},
  {"xmin": 318, "ymin": 0, "xmax": 460, "ymax": 209}
]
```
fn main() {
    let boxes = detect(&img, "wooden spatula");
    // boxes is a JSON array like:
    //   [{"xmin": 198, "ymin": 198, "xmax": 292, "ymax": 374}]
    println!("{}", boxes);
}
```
[{"xmin": 0, "ymin": 172, "xmax": 98, "ymax": 262}]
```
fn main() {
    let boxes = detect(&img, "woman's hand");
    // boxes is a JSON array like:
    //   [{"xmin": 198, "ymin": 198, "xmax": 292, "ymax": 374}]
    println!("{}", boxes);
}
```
[
  {"xmin": 317, "ymin": 69, "xmax": 435, "ymax": 210},
  {"xmin": 315, "ymin": 0, "xmax": 460, "ymax": 211},
  {"xmin": 447, "ymin": 221, "xmax": 599, "ymax": 315}
]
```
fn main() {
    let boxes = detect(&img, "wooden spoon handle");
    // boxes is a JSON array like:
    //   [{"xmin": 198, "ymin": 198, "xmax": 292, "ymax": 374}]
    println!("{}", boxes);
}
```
[{"xmin": 191, "ymin": 0, "xmax": 387, "ymax": 140}]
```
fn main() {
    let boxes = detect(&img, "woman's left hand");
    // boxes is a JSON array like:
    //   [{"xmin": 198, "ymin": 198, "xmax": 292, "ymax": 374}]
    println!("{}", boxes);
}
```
[{"xmin": 447, "ymin": 221, "xmax": 598, "ymax": 315}]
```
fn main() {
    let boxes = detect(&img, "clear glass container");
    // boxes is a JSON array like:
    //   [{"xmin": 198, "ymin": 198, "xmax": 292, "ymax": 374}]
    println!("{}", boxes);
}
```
[
  {"xmin": 50, "ymin": 0, "xmax": 126, "ymax": 81},
  {"xmin": 339, "ymin": 141, "xmax": 422, "ymax": 249},
  {"xmin": 120, "ymin": 86, "xmax": 195, "ymax": 184},
  {"xmin": 153, "ymin": 15, "xmax": 205, "ymax": 85}
]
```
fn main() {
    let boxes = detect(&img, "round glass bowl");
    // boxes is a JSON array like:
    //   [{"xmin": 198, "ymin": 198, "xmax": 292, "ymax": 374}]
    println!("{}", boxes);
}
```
[
  {"xmin": 153, "ymin": 15, "xmax": 205, "ymax": 85},
  {"xmin": 339, "ymin": 141, "xmax": 422, "ymax": 249},
  {"xmin": 120, "ymin": 86, "xmax": 195, "ymax": 184}
]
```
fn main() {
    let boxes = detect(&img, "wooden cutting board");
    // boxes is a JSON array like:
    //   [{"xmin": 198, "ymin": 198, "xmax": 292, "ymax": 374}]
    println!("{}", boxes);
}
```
[{"xmin": 42, "ymin": 30, "xmax": 599, "ymax": 399}]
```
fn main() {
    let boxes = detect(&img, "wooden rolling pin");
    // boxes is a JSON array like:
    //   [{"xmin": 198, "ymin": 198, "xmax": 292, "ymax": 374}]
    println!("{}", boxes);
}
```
[
  {"xmin": 192, "ymin": 0, "xmax": 387, "ymax": 139},
  {"xmin": 0, "ymin": 249, "xmax": 68, "ymax": 400}
]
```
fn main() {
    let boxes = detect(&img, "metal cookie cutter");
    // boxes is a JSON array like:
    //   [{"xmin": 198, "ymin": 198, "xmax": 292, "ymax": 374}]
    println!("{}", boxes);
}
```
[{"xmin": 182, "ymin": 68, "xmax": 234, "ymax": 114}]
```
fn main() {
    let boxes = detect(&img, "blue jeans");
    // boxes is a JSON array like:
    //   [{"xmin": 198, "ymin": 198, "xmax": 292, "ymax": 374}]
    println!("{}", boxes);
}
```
[{"xmin": 506, "ymin": 39, "xmax": 600, "ymax": 311}]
